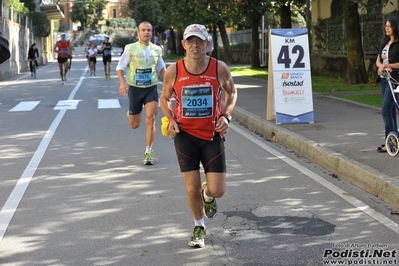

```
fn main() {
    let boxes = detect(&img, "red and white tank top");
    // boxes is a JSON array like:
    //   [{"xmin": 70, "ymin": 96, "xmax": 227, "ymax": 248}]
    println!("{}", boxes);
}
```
[
  {"xmin": 57, "ymin": 40, "xmax": 69, "ymax": 58},
  {"xmin": 173, "ymin": 57, "xmax": 222, "ymax": 140}
]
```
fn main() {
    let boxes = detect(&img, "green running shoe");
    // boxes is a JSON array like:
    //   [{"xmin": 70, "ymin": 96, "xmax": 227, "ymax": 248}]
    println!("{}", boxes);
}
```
[
  {"xmin": 202, "ymin": 181, "xmax": 217, "ymax": 218},
  {"xmin": 143, "ymin": 151, "xmax": 154, "ymax": 165},
  {"xmin": 188, "ymin": 226, "xmax": 206, "ymax": 248}
]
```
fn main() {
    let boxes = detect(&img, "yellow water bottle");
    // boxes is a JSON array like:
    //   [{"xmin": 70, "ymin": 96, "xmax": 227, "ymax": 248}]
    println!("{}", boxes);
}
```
[{"xmin": 161, "ymin": 116, "xmax": 170, "ymax": 136}]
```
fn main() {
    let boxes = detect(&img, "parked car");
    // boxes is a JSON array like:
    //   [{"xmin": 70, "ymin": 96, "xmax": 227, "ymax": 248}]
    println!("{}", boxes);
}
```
[{"xmin": 89, "ymin": 34, "xmax": 107, "ymax": 53}]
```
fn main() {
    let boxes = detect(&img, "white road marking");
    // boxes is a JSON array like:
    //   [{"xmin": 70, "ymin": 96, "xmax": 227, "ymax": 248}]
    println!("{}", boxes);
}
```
[
  {"xmin": 9, "ymin": 101, "xmax": 40, "ymax": 112},
  {"xmin": 0, "ymin": 68, "xmax": 88, "ymax": 242},
  {"xmin": 231, "ymin": 123, "xmax": 399, "ymax": 234},
  {"xmin": 54, "ymin": 100, "xmax": 80, "ymax": 110},
  {"xmin": 98, "ymin": 99, "xmax": 121, "ymax": 109}
]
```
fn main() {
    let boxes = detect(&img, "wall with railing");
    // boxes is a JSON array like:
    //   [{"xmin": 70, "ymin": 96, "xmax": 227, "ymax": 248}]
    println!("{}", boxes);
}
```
[{"xmin": 0, "ymin": 6, "xmax": 49, "ymax": 80}]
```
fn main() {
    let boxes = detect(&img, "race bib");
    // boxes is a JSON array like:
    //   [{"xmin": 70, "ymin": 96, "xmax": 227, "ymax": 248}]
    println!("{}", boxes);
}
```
[
  {"xmin": 61, "ymin": 48, "xmax": 67, "ymax": 55},
  {"xmin": 182, "ymin": 86, "xmax": 213, "ymax": 118},
  {"xmin": 104, "ymin": 50, "xmax": 111, "ymax": 56},
  {"xmin": 135, "ymin": 68, "xmax": 152, "ymax": 86}
]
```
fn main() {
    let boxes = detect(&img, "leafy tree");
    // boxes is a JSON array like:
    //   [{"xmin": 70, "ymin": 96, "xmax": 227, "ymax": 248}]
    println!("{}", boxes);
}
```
[
  {"xmin": 156, "ymin": 0, "xmax": 239, "ymax": 60},
  {"xmin": 20, "ymin": 0, "xmax": 35, "ymax": 12},
  {"xmin": 4, "ymin": 0, "xmax": 28, "ymax": 13},
  {"xmin": 70, "ymin": 1, "xmax": 91, "ymax": 30},
  {"xmin": 29, "ymin": 11, "xmax": 51, "ymax": 37},
  {"xmin": 128, "ymin": 0, "xmax": 165, "ymax": 31},
  {"xmin": 91, "ymin": 0, "xmax": 107, "ymax": 27},
  {"xmin": 151, "ymin": 0, "xmax": 197, "ymax": 55},
  {"xmin": 197, "ymin": 0, "xmax": 239, "ymax": 63},
  {"xmin": 237, "ymin": 0, "xmax": 269, "ymax": 67},
  {"xmin": 70, "ymin": 0, "xmax": 106, "ymax": 30}
]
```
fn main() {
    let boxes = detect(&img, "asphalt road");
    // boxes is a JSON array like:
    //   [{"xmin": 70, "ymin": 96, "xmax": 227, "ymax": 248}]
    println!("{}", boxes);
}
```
[{"xmin": 0, "ymin": 50, "xmax": 398, "ymax": 266}]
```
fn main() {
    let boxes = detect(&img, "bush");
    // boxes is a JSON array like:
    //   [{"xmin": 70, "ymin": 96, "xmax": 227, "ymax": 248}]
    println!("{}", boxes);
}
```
[
  {"xmin": 29, "ymin": 11, "xmax": 50, "ymax": 37},
  {"xmin": 112, "ymin": 35, "xmax": 137, "ymax": 48}
]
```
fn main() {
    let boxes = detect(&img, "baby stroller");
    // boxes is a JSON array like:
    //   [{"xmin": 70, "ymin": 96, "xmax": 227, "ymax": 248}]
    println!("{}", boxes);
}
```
[{"xmin": 382, "ymin": 70, "xmax": 399, "ymax": 156}]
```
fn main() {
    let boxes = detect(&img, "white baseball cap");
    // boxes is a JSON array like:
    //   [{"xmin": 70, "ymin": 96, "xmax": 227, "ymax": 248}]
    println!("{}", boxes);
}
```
[{"xmin": 183, "ymin": 24, "xmax": 208, "ymax": 41}]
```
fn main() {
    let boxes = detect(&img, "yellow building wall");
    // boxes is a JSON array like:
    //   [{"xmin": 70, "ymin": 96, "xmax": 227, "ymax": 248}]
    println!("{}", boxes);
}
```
[{"xmin": 311, "ymin": 0, "xmax": 332, "ymax": 22}]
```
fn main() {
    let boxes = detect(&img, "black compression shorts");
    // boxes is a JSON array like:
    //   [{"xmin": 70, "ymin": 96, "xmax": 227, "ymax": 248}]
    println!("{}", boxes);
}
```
[{"xmin": 174, "ymin": 130, "xmax": 226, "ymax": 173}]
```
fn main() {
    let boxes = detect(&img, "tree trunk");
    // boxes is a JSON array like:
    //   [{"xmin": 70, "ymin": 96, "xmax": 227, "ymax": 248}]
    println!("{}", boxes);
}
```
[
  {"xmin": 212, "ymin": 24, "xmax": 218, "ymax": 59},
  {"xmin": 80, "ymin": 21, "xmax": 85, "ymax": 31},
  {"xmin": 250, "ymin": 8, "xmax": 261, "ymax": 68},
  {"xmin": 280, "ymin": 4, "xmax": 291, "ymax": 28},
  {"xmin": 217, "ymin": 19, "xmax": 233, "ymax": 64},
  {"xmin": 343, "ymin": 0, "xmax": 368, "ymax": 84},
  {"xmin": 176, "ymin": 31, "xmax": 184, "ymax": 56},
  {"xmin": 169, "ymin": 27, "xmax": 177, "ymax": 55}
]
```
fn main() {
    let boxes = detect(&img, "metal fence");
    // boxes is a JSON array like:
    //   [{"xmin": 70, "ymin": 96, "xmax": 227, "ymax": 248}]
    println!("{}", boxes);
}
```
[
  {"xmin": 313, "ymin": 19, "xmax": 384, "ymax": 55},
  {"xmin": 215, "ymin": 15, "xmax": 392, "ymax": 64},
  {"xmin": 216, "ymin": 28, "xmax": 268, "ymax": 65}
]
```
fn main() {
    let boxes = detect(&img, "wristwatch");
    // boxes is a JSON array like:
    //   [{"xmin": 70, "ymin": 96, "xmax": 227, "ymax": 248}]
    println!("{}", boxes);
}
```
[{"xmin": 221, "ymin": 113, "xmax": 232, "ymax": 124}]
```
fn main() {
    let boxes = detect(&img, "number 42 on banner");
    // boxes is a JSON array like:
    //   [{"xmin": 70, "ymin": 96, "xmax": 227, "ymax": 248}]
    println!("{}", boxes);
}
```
[{"xmin": 266, "ymin": 28, "xmax": 314, "ymax": 124}]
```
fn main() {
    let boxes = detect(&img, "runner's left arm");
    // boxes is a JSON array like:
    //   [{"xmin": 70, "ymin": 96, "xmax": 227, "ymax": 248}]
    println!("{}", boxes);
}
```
[
  {"xmin": 156, "ymin": 56, "xmax": 166, "ymax": 80},
  {"xmin": 215, "ymin": 60, "xmax": 237, "ymax": 134}
]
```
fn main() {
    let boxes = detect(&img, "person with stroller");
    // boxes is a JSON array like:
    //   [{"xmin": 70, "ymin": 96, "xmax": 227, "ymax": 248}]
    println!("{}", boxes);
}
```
[{"xmin": 376, "ymin": 16, "xmax": 399, "ymax": 153}]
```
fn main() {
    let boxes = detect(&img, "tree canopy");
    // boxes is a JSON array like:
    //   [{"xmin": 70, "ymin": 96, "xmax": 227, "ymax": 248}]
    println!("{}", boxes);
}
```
[{"xmin": 70, "ymin": 0, "xmax": 107, "ymax": 30}]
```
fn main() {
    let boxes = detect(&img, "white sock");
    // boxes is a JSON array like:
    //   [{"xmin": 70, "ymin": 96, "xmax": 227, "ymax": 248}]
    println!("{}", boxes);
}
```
[
  {"xmin": 203, "ymin": 189, "xmax": 213, "ymax": 202},
  {"xmin": 194, "ymin": 218, "xmax": 205, "ymax": 228},
  {"xmin": 145, "ymin": 146, "xmax": 152, "ymax": 154}
]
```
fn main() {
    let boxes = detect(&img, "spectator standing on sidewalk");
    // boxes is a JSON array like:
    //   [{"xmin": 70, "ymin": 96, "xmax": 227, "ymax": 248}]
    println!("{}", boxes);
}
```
[
  {"xmin": 159, "ymin": 24, "xmax": 237, "ymax": 248},
  {"xmin": 116, "ymin": 21, "xmax": 166, "ymax": 165},
  {"xmin": 376, "ymin": 16, "xmax": 399, "ymax": 152}
]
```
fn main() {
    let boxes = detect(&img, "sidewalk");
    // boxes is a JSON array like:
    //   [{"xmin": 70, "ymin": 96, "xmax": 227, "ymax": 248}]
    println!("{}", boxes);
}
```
[{"xmin": 230, "ymin": 74, "xmax": 399, "ymax": 209}]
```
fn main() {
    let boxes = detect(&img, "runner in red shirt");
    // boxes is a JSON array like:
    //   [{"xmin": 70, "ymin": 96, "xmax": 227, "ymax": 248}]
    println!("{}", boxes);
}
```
[
  {"xmin": 160, "ymin": 24, "xmax": 237, "ymax": 248},
  {"xmin": 53, "ymin": 33, "xmax": 70, "ymax": 85}
]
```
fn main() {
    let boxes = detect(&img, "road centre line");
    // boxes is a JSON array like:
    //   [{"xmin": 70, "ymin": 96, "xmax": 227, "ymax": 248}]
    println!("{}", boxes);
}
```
[
  {"xmin": 230, "ymin": 124, "xmax": 399, "ymax": 234},
  {"xmin": 0, "ymin": 67, "xmax": 89, "ymax": 243}
]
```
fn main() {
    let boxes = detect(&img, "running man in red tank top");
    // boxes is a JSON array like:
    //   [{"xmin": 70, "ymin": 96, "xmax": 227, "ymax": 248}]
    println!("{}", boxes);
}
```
[
  {"xmin": 53, "ymin": 33, "xmax": 70, "ymax": 85},
  {"xmin": 160, "ymin": 24, "xmax": 237, "ymax": 248}
]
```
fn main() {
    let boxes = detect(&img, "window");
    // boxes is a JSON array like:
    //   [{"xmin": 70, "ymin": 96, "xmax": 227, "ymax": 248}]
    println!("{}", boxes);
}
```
[
  {"xmin": 330, "ymin": 0, "xmax": 342, "ymax": 17},
  {"xmin": 113, "ymin": 9, "xmax": 116, "ymax": 18}
]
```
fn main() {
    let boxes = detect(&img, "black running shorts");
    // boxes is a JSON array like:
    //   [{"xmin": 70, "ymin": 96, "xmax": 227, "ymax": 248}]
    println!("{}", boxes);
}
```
[
  {"xmin": 174, "ymin": 130, "xmax": 226, "ymax": 173},
  {"xmin": 128, "ymin": 85, "xmax": 158, "ymax": 115},
  {"xmin": 103, "ymin": 55, "xmax": 111, "ymax": 65},
  {"xmin": 57, "ymin": 57, "xmax": 68, "ymax": 64}
]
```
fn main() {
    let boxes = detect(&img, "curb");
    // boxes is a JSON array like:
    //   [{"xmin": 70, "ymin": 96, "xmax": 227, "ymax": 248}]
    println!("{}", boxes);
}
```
[{"xmin": 232, "ymin": 105, "xmax": 399, "ymax": 209}]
